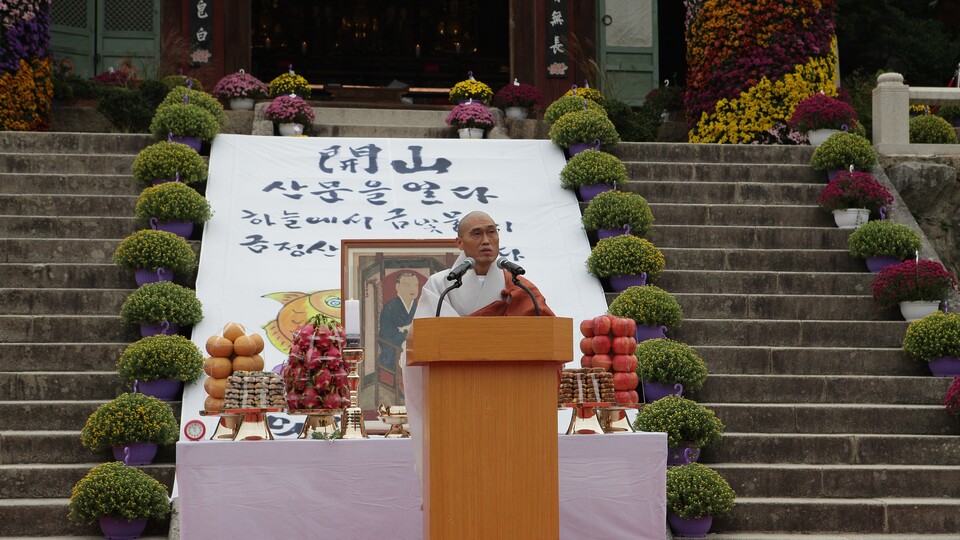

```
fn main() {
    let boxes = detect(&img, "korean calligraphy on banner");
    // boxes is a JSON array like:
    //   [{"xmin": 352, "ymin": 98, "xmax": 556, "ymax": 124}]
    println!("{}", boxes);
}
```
[
  {"xmin": 189, "ymin": 0, "xmax": 212, "ymax": 66},
  {"xmin": 182, "ymin": 135, "xmax": 608, "ymax": 438},
  {"xmin": 547, "ymin": 0, "xmax": 569, "ymax": 77}
]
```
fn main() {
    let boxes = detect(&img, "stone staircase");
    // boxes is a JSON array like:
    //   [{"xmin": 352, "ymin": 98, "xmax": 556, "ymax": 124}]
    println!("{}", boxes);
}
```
[
  {"xmin": 0, "ymin": 132, "xmax": 174, "ymax": 537},
  {"xmin": 610, "ymin": 143, "xmax": 960, "ymax": 536}
]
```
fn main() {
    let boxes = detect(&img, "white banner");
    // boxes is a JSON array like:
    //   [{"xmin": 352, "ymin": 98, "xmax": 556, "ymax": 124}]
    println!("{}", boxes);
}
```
[{"xmin": 183, "ymin": 134, "xmax": 608, "ymax": 439}]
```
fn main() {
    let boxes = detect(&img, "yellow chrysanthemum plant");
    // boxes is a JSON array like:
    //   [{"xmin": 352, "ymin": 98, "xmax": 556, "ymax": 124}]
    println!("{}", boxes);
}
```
[
  {"xmin": 113, "ymin": 229, "xmax": 197, "ymax": 279},
  {"xmin": 544, "ymin": 95, "xmax": 606, "ymax": 125},
  {"xmin": 608, "ymin": 285, "xmax": 683, "ymax": 331},
  {"xmin": 449, "ymin": 72, "xmax": 494, "ymax": 104},
  {"xmin": 80, "ymin": 393, "xmax": 179, "ymax": 453},
  {"xmin": 117, "ymin": 335, "xmax": 204, "ymax": 385},
  {"xmin": 68, "ymin": 462, "xmax": 171, "ymax": 529},
  {"xmin": 131, "ymin": 141, "xmax": 208, "ymax": 186},
  {"xmin": 269, "ymin": 68, "xmax": 311, "ymax": 98},
  {"xmin": 135, "ymin": 181, "xmax": 212, "ymax": 233},
  {"xmin": 586, "ymin": 235, "xmax": 666, "ymax": 293},
  {"xmin": 549, "ymin": 108, "xmax": 621, "ymax": 152},
  {"xmin": 563, "ymin": 83, "xmax": 605, "ymax": 107}
]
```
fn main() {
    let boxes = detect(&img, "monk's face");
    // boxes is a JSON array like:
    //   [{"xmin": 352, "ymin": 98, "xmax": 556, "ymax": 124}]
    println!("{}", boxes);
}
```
[{"xmin": 456, "ymin": 213, "xmax": 499, "ymax": 275}]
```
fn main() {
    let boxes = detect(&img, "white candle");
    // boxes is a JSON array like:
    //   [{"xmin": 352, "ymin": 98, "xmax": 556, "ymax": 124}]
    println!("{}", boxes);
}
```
[
  {"xmin": 415, "ymin": 44, "xmax": 421, "ymax": 58},
  {"xmin": 344, "ymin": 299, "xmax": 360, "ymax": 336}
]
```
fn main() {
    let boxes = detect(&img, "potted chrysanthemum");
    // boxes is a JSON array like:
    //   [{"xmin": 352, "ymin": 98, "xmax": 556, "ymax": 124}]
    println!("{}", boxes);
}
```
[
  {"xmin": 263, "ymin": 94, "xmax": 315, "ymax": 136},
  {"xmin": 131, "ymin": 141, "xmax": 207, "ymax": 186},
  {"xmin": 847, "ymin": 220, "xmax": 922, "ymax": 273},
  {"xmin": 581, "ymin": 190, "xmax": 654, "ymax": 238},
  {"xmin": 449, "ymin": 73, "xmax": 494, "ymax": 104},
  {"xmin": 665, "ymin": 463, "xmax": 736, "ymax": 538},
  {"xmin": 817, "ymin": 171, "xmax": 894, "ymax": 229},
  {"xmin": 586, "ymin": 235, "xmax": 665, "ymax": 292},
  {"xmin": 119, "ymin": 281, "xmax": 204, "ymax": 337},
  {"xmin": 212, "ymin": 70, "xmax": 269, "ymax": 110},
  {"xmin": 633, "ymin": 396, "xmax": 724, "ymax": 466},
  {"xmin": 113, "ymin": 229, "xmax": 197, "ymax": 286},
  {"xmin": 269, "ymin": 69, "xmax": 311, "ymax": 98},
  {"xmin": 559, "ymin": 149, "xmax": 628, "ymax": 202},
  {"xmin": 910, "ymin": 114, "xmax": 959, "ymax": 144},
  {"xmin": 135, "ymin": 181, "xmax": 212, "ymax": 239},
  {"xmin": 68, "ymin": 462, "xmax": 171, "ymax": 539},
  {"xmin": 491, "ymin": 80, "xmax": 544, "ymax": 119},
  {"xmin": 117, "ymin": 335, "xmax": 204, "ymax": 400},
  {"xmin": 788, "ymin": 93, "xmax": 858, "ymax": 146},
  {"xmin": 563, "ymin": 84, "xmax": 605, "ymax": 106},
  {"xmin": 549, "ymin": 108, "xmax": 621, "ymax": 156},
  {"xmin": 902, "ymin": 311, "xmax": 960, "ymax": 377},
  {"xmin": 635, "ymin": 338, "xmax": 708, "ymax": 402},
  {"xmin": 445, "ymin": 101, "xmax": 496, "ymax": 139},
  {"xmin": 80, "ymin": 392, "xmax": 179, "ymax": 465},
  {"xmin": 810, "ymin": 132, "xmax": 878, "ymax": 179},
  {"xmin": 544, "ymin": 95, "xmax": 606, "ymax": 125},
  {"xmin": 607, "ymin": 285, "xmax": 683, "ymax": 341},
  {"xmin": 872, "ymin": 259, "xmax": 957, "ymax": 321}
]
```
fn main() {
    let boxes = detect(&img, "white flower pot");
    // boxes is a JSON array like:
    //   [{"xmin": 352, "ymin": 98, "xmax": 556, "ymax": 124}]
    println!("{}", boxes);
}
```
[
  {"xmin": 278, "ymin": 123, "xmax": 304, "ymax": 136},
  {"xmin": 504, "ymin": 106, "xmax": 528, "ymax": 119},
  {"xmin": 807, "ymin": 128, "xmax": 839, "ymax": 146},
  {"xmin": 899, "ymin": 300, "xmax": 941, "ymax": 322},
  {"xmin": 458, "ymin": 128, "xmax": 484, "ymax": 139},
  {"xmin": 229, "ymin": 97, "xmax": 255, "ymax": 111},
  {"xmin": 831, "ymin": 208, "xmax": 870, "ymax": 229}
]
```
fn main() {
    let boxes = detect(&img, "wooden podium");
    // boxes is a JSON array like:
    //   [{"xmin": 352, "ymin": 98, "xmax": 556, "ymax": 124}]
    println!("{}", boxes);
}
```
[{"xmin": 409, "ymin": 317, "xmax": 572, "ymax": 540}]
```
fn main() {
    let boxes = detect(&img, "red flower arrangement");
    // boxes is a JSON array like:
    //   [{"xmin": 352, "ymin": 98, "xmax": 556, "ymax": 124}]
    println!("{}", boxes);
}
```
[
  {"xmin": 445, "ymin": 102, "xmax": 495, "ymax": 129},
  {"xmin": 789, "ymin": 93, "xmax": 858, "ymax": 133},
  {"xmin": 872, "ymin": 259, "xmax": 958, "ymax": 309},
  {"xmin": 282, "ymin": 313, "xmax": 349, "ymax": 410},
  {"xmin": 945, "ymin": 377, "xmax": 960, "ymax": 418},
  {"xmin": 92, "ymin": 69, "xmax": 134, "ymax": 87},
  {"xmin": 492, "ymin": 82, "xmax": 544, "ymax": 111},
  {"xmin": 817, "ymin": 171, "xmax": 893, "ymax": 213}
]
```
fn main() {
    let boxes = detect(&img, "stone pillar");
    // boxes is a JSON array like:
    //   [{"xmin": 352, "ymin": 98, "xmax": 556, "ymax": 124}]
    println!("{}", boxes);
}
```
[{"xmin": 872, "ymin": 72, "xmax": 910, "ymax": 146}]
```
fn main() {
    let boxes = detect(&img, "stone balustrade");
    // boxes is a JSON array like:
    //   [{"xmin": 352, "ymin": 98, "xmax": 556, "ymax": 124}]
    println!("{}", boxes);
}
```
[{"xmin": 872, "ymin": 72, "xmax": 960, "ymax": 155}]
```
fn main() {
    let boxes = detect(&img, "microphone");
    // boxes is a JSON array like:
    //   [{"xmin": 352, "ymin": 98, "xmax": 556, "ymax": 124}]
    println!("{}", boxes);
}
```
[
  {"xmin": 496, "ymin": 258, "xmax": 526, "ymax": 276},
  {"xmin": 446, "ymin": 257, "xmax": 476, "ymax": 281}
]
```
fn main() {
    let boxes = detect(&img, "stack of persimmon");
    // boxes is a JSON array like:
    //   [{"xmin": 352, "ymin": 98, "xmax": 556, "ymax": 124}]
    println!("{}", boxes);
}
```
[
  {"xmin": 578, "ymin": 314, "xmax": 640, "ymax": 404},
  {"xmin": 202, "ymin": 322, "xmax": 266, "ymax": 412}
]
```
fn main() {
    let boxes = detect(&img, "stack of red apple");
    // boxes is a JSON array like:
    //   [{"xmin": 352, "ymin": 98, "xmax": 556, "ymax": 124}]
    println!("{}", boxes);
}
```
[{"xmin": 579, "ymin": 314, "xmax": 640, "ymax": 404}]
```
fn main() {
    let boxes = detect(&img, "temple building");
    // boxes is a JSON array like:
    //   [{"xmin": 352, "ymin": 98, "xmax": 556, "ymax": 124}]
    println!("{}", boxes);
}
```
[{"xmin": 49, "ymin": 0, "xmax": 686, "ymax": 105}]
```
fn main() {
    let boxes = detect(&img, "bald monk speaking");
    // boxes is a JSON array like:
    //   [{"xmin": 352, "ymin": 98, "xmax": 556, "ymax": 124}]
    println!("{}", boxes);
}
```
[{"xmin": 401, "ymin": 211, "xmax": 556, "ymax": 492}]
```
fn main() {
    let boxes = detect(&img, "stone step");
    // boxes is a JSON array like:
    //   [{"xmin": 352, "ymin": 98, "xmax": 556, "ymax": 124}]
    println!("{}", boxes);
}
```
[
  {"xmin": 0, "ymin": 194, "xmax": 137, "ymax": 217},
  {"xmin": 626, "ymin": 180, "xmax": 825, "ymax": 205},
  {"xmin": 612, "ymin": 142, "xmax": 814, "ymax": 165},
  {"xmin": 0, "ymin": 173, "xmax": 140, "ymax": 195},
  {"xmin": 671, "ymin": 320, "xmax": 908, "ymax": 348},
  {"xmin": 0, "ymin": 463, "xmax": 175, "ymax": 499},
  {"xmin": 712, "ymin": 464, "xmax": 960, "ymax": 499},
  {"xmin": 0, "ymin": 152, "xmax": 136, "ymax": 175},
  {"xmin": 647, "ymin": 225, "xmax": 850, "ymax": 250},
  {"xmin": 714, "ymin": 497, "xmax": 960, "ymax": 535},
  {"xmin": 657, "ymin": 270, "xmax": 873, "ymax": 296},
  {"xmin": 624, "ymin": 162, "xmax": 824, "ymax": 184},
  {"xmin": 694, "ymin": 346, "xmax": 923, "ymax": 377},
  {"xmin": 0, "ymin": 498, "xmax": 171, "ymax": 537},
  {"xmin": 705, "ymin": 403, "xmax": 959, "ymax": 435},
  {"xmin": 312, "ymin": 107, "xmax": 452, "ymax": 127},
  {"xmin": 0, "ymin": 431, "xmax": 176, "ymax": 465},
  {"xmin": 646, "ymin": 203, "xmax": 835, "ymax": 227},
  {"xmin": 0, "ymin": 288, "xmax": 132, "ymax": 315},
  {"xmin": 0, "ymin": 401, "xmax": 181, "ymax": 431},
  {"xmin": 0, "ymin": 342, "xmax": 128, "ymax": 371},
  {"xmin": 670, "ymin": 293, "xmax": 896, "ymax": 321},
  {"xmin": 661, "ymin": 247, "xmax": 865, "ymax": 272},
  {"xmin": 0, "ymin": 315, "xmax": 140, "ymax": 343},
  {"xmin": 0, "ymin": 372, "xmax": 127, "ymax": 401},
  {"xmin": 0, "ymin": 215, "xmax": 137, "ymax": 239},
  {"xmin": 689, "ymin": 374, "xmax": 952, "ymax": 405},
  {"xmin": 0, "ymin": 238, "xmax": 199, "ymax": 264},
  {"xmin": 0, "ymin": 131, "xmax": 153, "ymax": 154},
  {"xmin": 0, "ymin": 263, "xmax": 130, "ymax": 288},
  {"xmin": 702, "ymin": 433, "xmax": 960, "ymax": 465},
  {"xmin": 308, "ymin": 125, "xmax": 456, "ymax": 138}
]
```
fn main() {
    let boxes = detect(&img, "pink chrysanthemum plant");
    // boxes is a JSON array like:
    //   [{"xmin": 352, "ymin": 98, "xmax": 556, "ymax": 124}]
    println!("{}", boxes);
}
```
[
  {"xmin": 212, "ymin": 70, "xmax": 269, "ymax": 100},
  {"xmin": 789, "ymin": 93, "xmax": 859, "ymax": 133},
  {"xmin": 872, "ymin": 260, "xmax": 958, "ymax": 309},
  {"xmin": 492, "ymin": 80, "xmax": 545, "ymax": 111},
  {"xmin": 262, "ymin": 94, "xmax": 315, "ymax": 125},
  {"xmin": 817, "ymin": 171, "xmax": 894, "ymax": 215},
  {"xmin": 945, "ymin": 377, "xmax": 960, "ymax": 418},
  {"xmin": 445, "ymin": 101, "xmax": 496, "ymax": 129}
]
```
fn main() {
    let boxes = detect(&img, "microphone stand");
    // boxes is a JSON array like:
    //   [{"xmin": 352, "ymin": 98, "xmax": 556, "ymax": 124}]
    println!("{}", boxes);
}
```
[
  {"xmin": 436, "ymin": 278, "xmax": 464, "ymax": 317},
  {"xmin": 511, "ymin": 275, "xmax": 541, "ymax": 316}
]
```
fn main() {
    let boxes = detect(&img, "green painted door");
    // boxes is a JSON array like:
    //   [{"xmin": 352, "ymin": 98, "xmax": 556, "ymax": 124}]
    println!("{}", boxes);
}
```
[
  {"xmin": 51, "ymin": 0, "xmax": 159, "ymax": 78},
  {"xmin": 597, "ymin": 0, "xmax": 659, "ymax": 106}
]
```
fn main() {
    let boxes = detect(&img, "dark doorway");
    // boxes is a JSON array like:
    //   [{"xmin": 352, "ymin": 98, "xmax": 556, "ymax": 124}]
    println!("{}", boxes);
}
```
[
  {"xmin": 250, "ymin": 0, "xmax": 510, "ymax": 90},
  {"xmin": 657, "ymin": 0, "xmax": 686, "ymax": 88}
]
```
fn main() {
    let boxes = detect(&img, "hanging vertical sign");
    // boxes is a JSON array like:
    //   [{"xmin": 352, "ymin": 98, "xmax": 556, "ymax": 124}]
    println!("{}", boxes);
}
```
[
  {"xmin": 189, "ymin": 0, "xmax": 212, "ymax": 66},
  {"xmin": 546, "ymin": 0, "xmax": 569, "ymax": 77}
]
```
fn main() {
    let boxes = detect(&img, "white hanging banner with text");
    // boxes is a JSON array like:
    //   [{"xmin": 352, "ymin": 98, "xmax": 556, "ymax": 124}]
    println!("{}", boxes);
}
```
[{"xmin": 183, "ymin": 134, "xmax": 608, "ymax": 438}]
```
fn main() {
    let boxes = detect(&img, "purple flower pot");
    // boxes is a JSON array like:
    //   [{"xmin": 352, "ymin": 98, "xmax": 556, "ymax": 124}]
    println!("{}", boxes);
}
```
[
  {"xmin": 149, "ymin": 217, "xmax": 194, "ymax": 239},
  {"xmin": 667, "ymin": 514, "xmax": 713, "ymax": 538},
  {"xmin": 568, "ymin": 142, "xmax": 594, "ymax": 157},
  {"xmin": 667, "ymin": 445, "xmax": 701, "ymax": 466},
  {"xmin": 152, "ymin": 177, "xmax": 179, "ymax": 186},
  {"xmin": 139, "ymin": 321, "xmax": 181, "ymax": 338},
  {"xmin": 635, "ymin": 324, "xmax": 667, "ymax": 342},
  {"xmin": 929, "ymin": 356, "xmax": 960, "ymax": 377},
  {"xmin": 609, "ymin": 273, "xmax": 647, "ymax": 292},
  {"xmin": 111, "ymin": 442, "xmax": 159, "ymax": 466},
  {"xmin": 865, "ymin": 255, "xmax": 902, "ymax": 273},
  {"xmin": 576, "ymin": 184, "xmax": 612, "ymax": 202},
  {"xmin": 133, "ymin": 268, "xmax": 174, "ymax": 287},
  {"xmin": 642, "ymin": 381, "xmax": 684, "ymax": 402},
  {"xmin": 99, "ymin": 516, "xmax": 148, "ymax": 540},
  {"xmin": 597, "ymin": 225, "xmax": 631, "ymax": 239},
  {"xmin": 170, "ymin": 136, "xmax": 201, "ymax": 152},
  {"xmin": 135, "ymin": 378, "xmax": 184, "ymax": 401}
]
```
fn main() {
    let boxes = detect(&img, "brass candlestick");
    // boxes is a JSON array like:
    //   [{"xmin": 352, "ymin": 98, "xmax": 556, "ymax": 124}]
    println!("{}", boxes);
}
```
[{"xmin": 340, "ymin": 339, "xmax": 368, "ymax": 439}]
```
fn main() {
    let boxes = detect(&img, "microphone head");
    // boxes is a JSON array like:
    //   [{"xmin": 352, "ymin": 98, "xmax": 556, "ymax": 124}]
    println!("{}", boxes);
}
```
[
  {"xmin": 496, "ymin": 258, "xmax": 508, "ymax": 270},
  {"xmin": 464, "ymin": 257, "xmax": 476, "ymax": 268}
]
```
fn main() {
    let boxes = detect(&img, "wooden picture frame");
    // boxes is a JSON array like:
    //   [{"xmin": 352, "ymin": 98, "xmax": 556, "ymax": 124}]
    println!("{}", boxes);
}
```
[{"xmin": 340, "ymin": 239, "xmax": 461, "ymax": 411}]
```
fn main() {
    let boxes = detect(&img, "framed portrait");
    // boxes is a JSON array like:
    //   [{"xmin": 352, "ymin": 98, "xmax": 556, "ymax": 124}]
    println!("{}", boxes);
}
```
[{"xmin": 341, "ymin": 239, "xmax": 460, "ymax": 413}]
